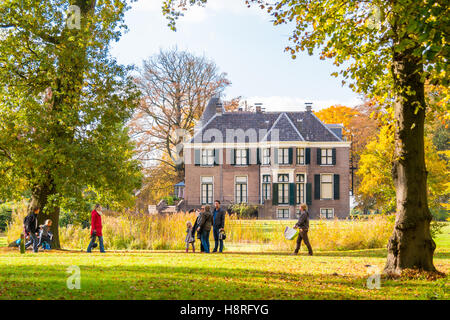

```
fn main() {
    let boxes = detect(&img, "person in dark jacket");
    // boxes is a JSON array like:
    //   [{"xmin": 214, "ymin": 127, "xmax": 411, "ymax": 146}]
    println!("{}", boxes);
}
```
[
  {"xmin": 212, "ymin": 200, "xmax": 226, "ymax": 253},
  {"xmin": 87, "ymin": 204, "xmax": 105, "ymax": 253},
  {"xmin": 24, "ymin": 207, "xmax": 40, "ymax": 253},
  {"xmin": 292, "ymin": 203, "xmax": 313, "ymax": 256},
  {"xmin": 192, "ymin": 209, "xmax": 204, "ymax": 252},
  {"xmin": 197, "ymin": 205, "xmax": 213, "ymax": 253}
]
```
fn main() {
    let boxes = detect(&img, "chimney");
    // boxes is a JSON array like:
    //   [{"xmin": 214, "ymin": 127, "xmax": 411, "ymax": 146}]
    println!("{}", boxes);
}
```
[
  {"xmin": 305, "ymin": 102, "xmax": 313, "ymax": 112},
  {"xmin": 255, "ymin": 103, "xmax": 263, "ymax": 113},
  {"xmin": 216, "ymin": 101, "xmax": 223, "ymax": 114}
]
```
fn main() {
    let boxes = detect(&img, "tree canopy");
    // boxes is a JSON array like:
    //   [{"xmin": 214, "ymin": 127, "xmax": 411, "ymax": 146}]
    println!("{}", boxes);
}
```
[
  {"xmin": 163, "ymin": 0, "xmax": 449, "ymax": 274},
  {"xmin": 0, "ymin": 0, "xmax": 142, "ymax": 246}
]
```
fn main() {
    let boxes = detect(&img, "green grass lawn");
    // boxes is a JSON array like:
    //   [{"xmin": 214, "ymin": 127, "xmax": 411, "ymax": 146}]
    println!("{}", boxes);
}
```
[
  {"xmin": 0, "ymin": 224, "xmax": 448, "ymax": 300},
  {"xmin": 0, "ymin": 247, "xmax": 448, "ymax": 300},
  {"xmin": 435, "ymin": 223, "xmax": 450, "ymax": 248}
]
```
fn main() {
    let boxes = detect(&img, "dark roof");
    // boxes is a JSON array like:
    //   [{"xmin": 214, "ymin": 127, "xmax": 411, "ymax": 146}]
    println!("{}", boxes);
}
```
[
  {"xmin": 191, "ymin": 109, "xmax": 342, "ymax": 143},
  {"xmin": 198, "ymin": 97, "xmax": 222, "ymax": 127}
]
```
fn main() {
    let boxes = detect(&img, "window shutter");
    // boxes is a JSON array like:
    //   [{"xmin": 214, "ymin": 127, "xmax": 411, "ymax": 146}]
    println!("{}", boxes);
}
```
[
  {"xmin": 246, "ymin": 148, "xmax": 250, "ymax": 165},
  {"xmin": 289, "ymin": 183, "xmax": 296, "ymax": 205},
  {"xmin": 194, "ymin": 149, "xmax": 200, "ymax": 166},
  {"xmin": 332, "ymin": 148, "xmax": 337, "ymax": 165},
  {"xmin": 334, "ymin": 174, "xmax": 340, "ymax": 200},
  {"xmin": 256, "ymin": 148, "xmax": 261, "ymax": 165},
  {"xmin": 214, "ymin": 149, "xmax": 220, "ymax": 166},
  {"xmin": 272, "ymin": 183, "xmax": 279, "ymax": 205},
  {"xmin": 273, "ymin": 148, "xmax": 278, "ymax": 165},
  {"xmin": 316, "ymin": 148, "xmax": 321, "ymax": 165},
  {"xmin": 288, "ymin": 148, "xmax": 293, "ymax": 164},
  {"xmin": 314, "ymin": 174, "xmax": 321, "ymax": 200},
  {"xmin": 306, "ymin": 183, "xmax": 312, "ymax": 205},
  {"xmin": 230, "ymin": 149, "xmax": 235, "ymax": 165},
  {"xmin": 305, "ymin": 148, "xmax": 311, "ymax": 165}
]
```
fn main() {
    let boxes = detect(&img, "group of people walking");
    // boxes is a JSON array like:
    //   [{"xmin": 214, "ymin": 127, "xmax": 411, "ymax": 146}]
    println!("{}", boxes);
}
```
[
  {"xmin": 21, "ymin": 200, "xmax": 313, "ymax": 256},
  {"xmin": 22, "ymin": 207, "xmax": 53, "ymax": 253},
  {"xmin": 185, "ymin": 200, "xmax": 226, "ymax": 253}
]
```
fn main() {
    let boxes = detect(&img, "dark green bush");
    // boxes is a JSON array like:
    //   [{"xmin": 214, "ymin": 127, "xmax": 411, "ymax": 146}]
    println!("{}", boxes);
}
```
[
  {"xmin": 229, "ymin": 203, "xmax": 259, "ymax": 218},
  {"xmin": 0, "ymin": 203, "xmax": 12, "ymax": 232}
]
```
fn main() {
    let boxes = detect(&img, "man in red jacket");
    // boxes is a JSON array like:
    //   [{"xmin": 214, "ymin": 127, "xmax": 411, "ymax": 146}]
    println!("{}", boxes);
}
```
[{"xmin": 86, "ymin": 204, "xmax": 105, "ymax": 253}]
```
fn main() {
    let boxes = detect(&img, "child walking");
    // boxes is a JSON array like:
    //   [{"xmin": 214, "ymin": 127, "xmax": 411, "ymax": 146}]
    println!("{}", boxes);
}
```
[{"xmin": 185, "ymin": 221, "xmax": 195, "ymax": 253}]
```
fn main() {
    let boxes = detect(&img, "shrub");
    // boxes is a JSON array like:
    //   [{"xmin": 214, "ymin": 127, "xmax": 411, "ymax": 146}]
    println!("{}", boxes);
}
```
[
  {"xmin": 59, "ymin": 208, "xmax": 90, "ymax": 228},
  {"xmin": 229, "ymin": 203, "xmax": 259, "ymax": 218},
  {"xmin": 430, "ymin": 221, "xmax": 445, "ymax": 239},
  {"xmin": 161, "ymin": 196, "xmax": 174, "ymax": 206},
  {"xmin": 431, "ymin": 207, "xmax": 449, "ymax": 222},
  {"xmin": 0, "ymin": 203, "xmax": 13, "ymax": 232}
]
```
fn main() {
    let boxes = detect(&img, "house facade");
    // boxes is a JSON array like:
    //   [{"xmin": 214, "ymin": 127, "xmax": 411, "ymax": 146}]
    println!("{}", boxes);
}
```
[{"xmin": 183, "ymin": 98, "xmax": 351, "ymax": 219}]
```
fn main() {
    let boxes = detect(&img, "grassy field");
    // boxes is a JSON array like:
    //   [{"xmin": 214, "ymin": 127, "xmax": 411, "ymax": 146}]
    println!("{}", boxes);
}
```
[{"xmin": 0, "ymin": 225, "xmax": 448, "ymax": 300}]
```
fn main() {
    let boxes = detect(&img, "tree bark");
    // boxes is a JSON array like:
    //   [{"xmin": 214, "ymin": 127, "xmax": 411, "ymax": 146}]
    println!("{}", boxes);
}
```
[
  {"xmin": 384, "ymin": 48, "xmax": 436, "ymax": 276},
  {"xmin": 28, "ymin": 183, "xmax": 61, "ymax": 249}
]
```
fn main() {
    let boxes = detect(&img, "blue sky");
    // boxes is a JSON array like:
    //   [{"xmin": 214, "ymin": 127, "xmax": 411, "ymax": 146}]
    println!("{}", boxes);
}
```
[{"xmin": 111, "ymin": 0, "xmax": 363, "ymax": 111}]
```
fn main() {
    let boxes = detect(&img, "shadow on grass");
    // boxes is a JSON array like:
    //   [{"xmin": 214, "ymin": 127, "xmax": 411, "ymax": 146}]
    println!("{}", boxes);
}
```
[
  {"xmin": 3, "ymin": 246, "xmax": 448, "ymax": 260},
  {"xmin": 0, "ymin": 262, "xmax": 440, "ymax": 300}
]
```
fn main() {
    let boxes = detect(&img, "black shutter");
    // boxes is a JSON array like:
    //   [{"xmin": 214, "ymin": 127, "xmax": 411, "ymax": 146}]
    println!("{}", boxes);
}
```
[
  {"xmin": 194, "ymin": 149, "xmax": 200, "ymax": 166},
  {"xmin": 332, "ymin": 148, "xmax": 337, "ymax": 165},
  {"xmin": 317, "ymin": 148, "xmax": 322, "ymax": 165},
  {"xmin": 306, "ymin": 183, "xmax": 312, "ymax": 205},
  {"xmin": 334, "ymin": 174, "xmax": 340, "ymax": 200},
  {"xmin": 272, "ymin": 183, "xmax": 279, "ymax": 205},
  {"xmin": 305, "ymin": 148, "xmax": 310, "ymax": 165},
  {"xmin": 288, "ymin": 148, "xmax": 293, "ymax": 164},
  {"xmin": 289, "ymin": 183, "xmax": 296, "ymax": 205},
  {"xmin": 273, "ymin": 148, "xmax": 278, "ymax": 165},
  {"xmin": 314, "ymin": 174, "xmax": 321, "ymax": 200},
  {"xmin": 256, "ymin": 148, "xmax": 261, "ymax": 165},
  {"xmin": 214, "ymin": 149, "xmax": 220, "ymax": 166},
  {"xmin": 246, "ymin": 148, "xmax": 250, "ymax": 165},
  {"xmin": 230, "ymin": 149, "xmax": 235, "ymax": 165}
]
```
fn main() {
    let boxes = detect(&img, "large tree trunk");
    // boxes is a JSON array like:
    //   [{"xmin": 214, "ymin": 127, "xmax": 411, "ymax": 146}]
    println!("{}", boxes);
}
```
[
  {"xmin": 28, "ymin": 183, "xmax": 61, "ymax": 249},
  {"xmin": 384, "ymin": 48, "xmax": 436, "ymax": 276}
]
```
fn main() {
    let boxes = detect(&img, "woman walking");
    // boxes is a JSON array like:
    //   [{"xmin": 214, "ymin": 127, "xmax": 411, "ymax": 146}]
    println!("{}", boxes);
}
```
[
  {"xmin": 87, "ymin": 204, "xmax": 105, "ymax": 253},
  {"xmin": 292, "ymin": 203, "xmax": 313, "ymax": 256}
]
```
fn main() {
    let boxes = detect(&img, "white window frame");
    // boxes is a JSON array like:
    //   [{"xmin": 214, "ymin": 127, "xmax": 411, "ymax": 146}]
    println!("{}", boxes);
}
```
[
  {"xmin": 277, "ymin": 208, "xmax": 290, "ymax": 219},
  {"xmin": 320, "ymin": 173, "xmax": 333, "ymax": 200},
  {"xmin": 235, "ymin": 176, "xmax": 248, "ymax": 204},
  {"xmin": 321, "ymin": 148, "xmax": 333, "ymax": 165},
  {"xmin": 262, "ymin": 174, "xmax": 271, "ymax": 202},
  {"xmin": 201, "ymin": 149, "xmax": 214, "ymax": 166},
  {"xmin": 320, "ymin": 208, "xmax": 334, "ymax": 219},
  {"xmin": 296, "ymin": 173, "xmax": 306, "ymax": 204},
  {"xmin": 296, "ymin": 148, "xmax": 305, "ymax": 165},
  {"xmin": 278, "ymin": 174, "xmax": 289, "ymax": 204},
  {"xmin": 278, "ymin": 148, "xmax": 290, "ymax": 165},
  {"xmin": 200, "ymin": 176, "xmax": 214, "ymax": 205},
  {"xmin": 262, "ymin": 148, "xmax": 271, "ymax": 165},
  {"xmin": 235, "ymin": 148, "xmax": 248, "ymax": 166}
]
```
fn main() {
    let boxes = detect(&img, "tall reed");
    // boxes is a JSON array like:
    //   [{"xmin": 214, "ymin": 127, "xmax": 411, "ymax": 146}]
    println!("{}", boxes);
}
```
[{"xmin": 7, "ymin": 204, "xmax": 395, "ymax": 252}]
